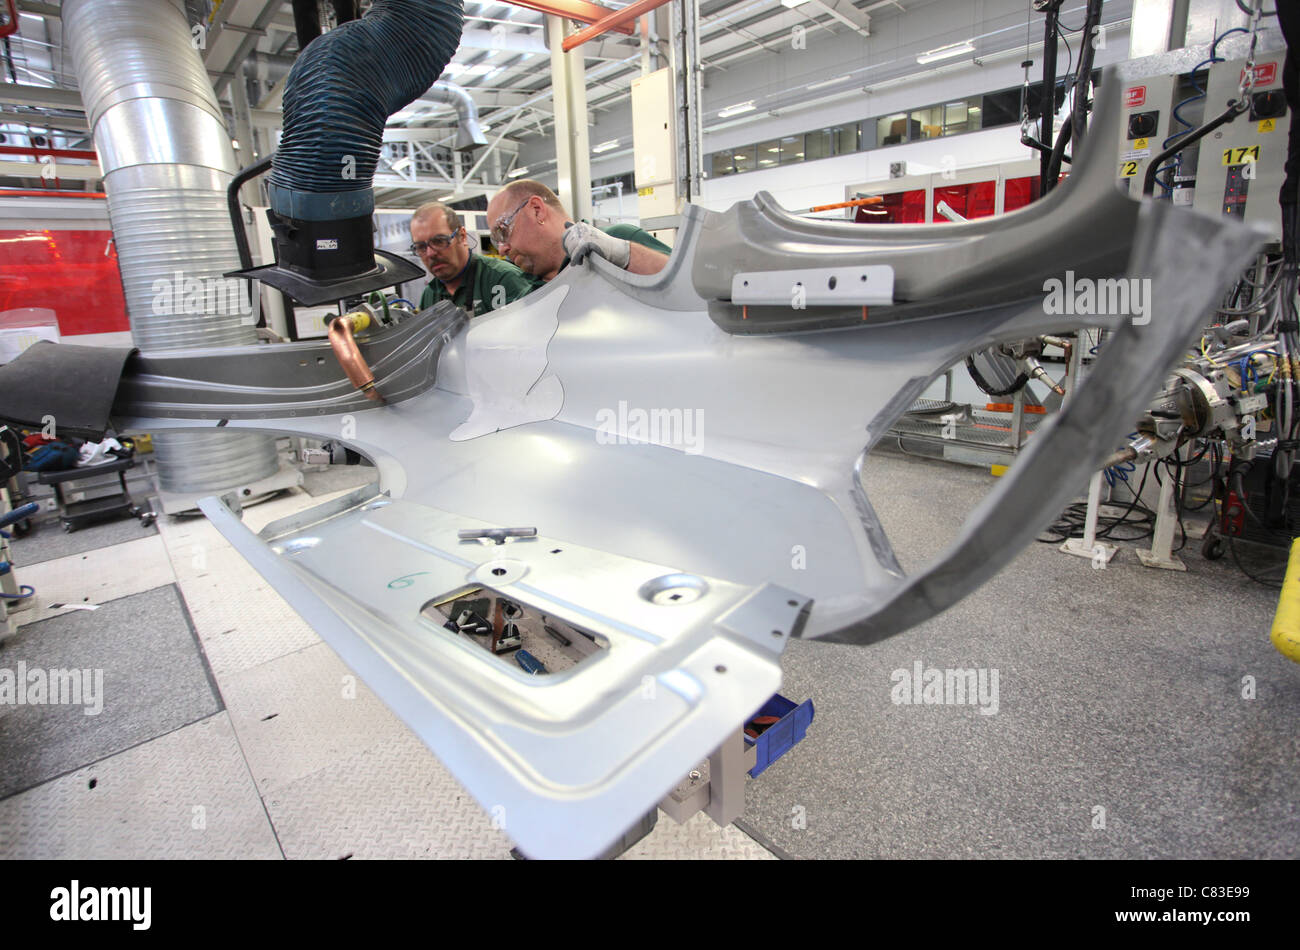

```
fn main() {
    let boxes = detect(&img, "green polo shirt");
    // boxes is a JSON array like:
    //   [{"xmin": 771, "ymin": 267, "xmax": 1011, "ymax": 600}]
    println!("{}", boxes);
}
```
[
  {"xmin": 556, "ymin": 223, "xmax": 673, "ymax": 276},
  {"xmin": 603, "ymin": 223, "xmax": 672, "ymax": 255},
  {"xmin": 419, "ymin": 252, "xmax": 539, "ymax": 316}
]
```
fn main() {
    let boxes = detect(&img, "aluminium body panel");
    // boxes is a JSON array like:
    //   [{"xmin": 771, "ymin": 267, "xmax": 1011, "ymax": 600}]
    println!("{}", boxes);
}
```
[{"xmin": 12, "ymin": 67, "xmax": 1268, "ymax": 859}]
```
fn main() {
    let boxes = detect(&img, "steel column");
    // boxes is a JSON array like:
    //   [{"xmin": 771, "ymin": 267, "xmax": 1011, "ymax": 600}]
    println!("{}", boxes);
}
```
[
  {"xmin": 670, "ymin": 0, "xmax": 703, "ymax": 202},
  {"xmin": 547, "ymin": 14, "xmax": 592, "ymax": 221}
]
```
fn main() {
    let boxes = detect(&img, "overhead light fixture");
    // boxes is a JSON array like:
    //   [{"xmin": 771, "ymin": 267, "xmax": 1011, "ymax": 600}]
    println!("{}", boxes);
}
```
[
  {"xmin": 391, "ymin": 156, "xmax": 412, "ymax": 172},
  {"xmin": 438, "ymin": 193, "xmax": 458, "ymax": 201},
  {"xmin": 231, "ymin": 139, "xmax": 240, "ymax": 151},
  {"xmin": 506, "ymin": 166, "xmax": 530, "ymax": 179},
  {"xmin": 592, "ymin": 139, "xmax": 619, "ymax": 153},
  {"xmin": 917, "ymin": 40, "xmax": 974, "ymax": 64},
  {"xmin": 718, "ymin": 100, "xmax": 755, "ymax": 118},
  {"xmin": 806, "ymin": 74, "xmax": 852, "ymax": 91},
  {"xmin": 780, "ymin": 0, "xmax": 811, "ymax": 7},
  {"xmin": 480, "ymin": 125, "xmax": 492, "ymax": 133},
  {"xmin": 443, "ymin": 62, "xmax": 497, "ymax": 77}
]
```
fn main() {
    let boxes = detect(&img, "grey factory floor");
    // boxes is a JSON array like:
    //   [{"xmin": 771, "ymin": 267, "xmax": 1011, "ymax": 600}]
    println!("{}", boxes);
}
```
[{"xmin": 0, "ymin": 448, "xmax": 1295, "ymax": 860}]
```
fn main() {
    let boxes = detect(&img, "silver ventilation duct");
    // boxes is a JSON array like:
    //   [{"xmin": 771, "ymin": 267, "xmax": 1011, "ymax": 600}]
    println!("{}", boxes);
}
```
[
  {"xmin": 63, "ymin": 0, "xmax": 278, "ymax": 493},
  {"xmin": 243, "ymin": 53, "xmax": 485, "ymax": 152},
  {"xmin": 421, "ymin": 81, "xmax": 489, "ymax": 151}
]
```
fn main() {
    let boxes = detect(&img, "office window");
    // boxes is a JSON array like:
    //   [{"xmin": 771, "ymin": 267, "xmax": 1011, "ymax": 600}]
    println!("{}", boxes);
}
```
[
  {"xmin": 877, "ymin": 113, "xmax": 916, "ymax": 146},
  {"xmin": 832, "ymin": 123, "xmax": 859, "ymax": 154},
  {"xmin": 731, "ymin": 143, "xmax": 757, "ymax": 173},
  {"xmin": 911, "ymin": 106, "xmax": 943, "ymax": 140},
  {"xmin": 943, "ymin": 100, "xmax": 972, "ymax": 135},
  {"xmin": 756, "ymin": 139, "xmax": 781, "ymax": 169},
  {"xmin": 805, "ymin": 129, "xmax": 833, "ymax": 161},
  {"xmin": 779, "ymin": 135, "xmax": 804, "ymax": 164},
  {"xmin": 711, "ymin": 151, "xmax": 734, "ymax": 177},
  {"xmin": 980, "ymin": 89, "xmax": 1020, "ymax": 129}
]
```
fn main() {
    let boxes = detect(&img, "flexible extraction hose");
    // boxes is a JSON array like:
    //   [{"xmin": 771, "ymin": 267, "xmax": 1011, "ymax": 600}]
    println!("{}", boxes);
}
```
[{"xmin": 268, "ymin": 0, "xmax": 463, "ymax": 224}]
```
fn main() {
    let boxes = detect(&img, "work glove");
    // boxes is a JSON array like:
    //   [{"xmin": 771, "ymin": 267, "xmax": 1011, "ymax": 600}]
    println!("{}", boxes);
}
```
[{"xmin": 562, "ymin": 221, "xmax": 631, "ymax": 268}]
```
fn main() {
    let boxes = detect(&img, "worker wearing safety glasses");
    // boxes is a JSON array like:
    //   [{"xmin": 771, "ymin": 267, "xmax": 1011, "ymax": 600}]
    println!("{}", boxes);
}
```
[
  {"xmin": 409, "ymin": 201, "xmax": 539, "ymax": 316},
  {"xmin": 485, "ymin": 180, "xmax": 670, "ymax": 284}
]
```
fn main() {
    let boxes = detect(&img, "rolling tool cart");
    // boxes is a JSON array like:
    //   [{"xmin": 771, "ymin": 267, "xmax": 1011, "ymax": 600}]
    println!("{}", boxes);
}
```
[{"xmin": 37, "ymin": 456, "xmax": 156, "ymax": 532}]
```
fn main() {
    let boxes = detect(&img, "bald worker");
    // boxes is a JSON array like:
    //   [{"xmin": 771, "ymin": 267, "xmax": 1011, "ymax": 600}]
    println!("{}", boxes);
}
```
[
  {"xmin": 485, "ymin": 180, "xmax": 671, "ymax": 283},
  {"xmin": 409, "ymin": 201, "xmax": 538, "ymax": 316}
]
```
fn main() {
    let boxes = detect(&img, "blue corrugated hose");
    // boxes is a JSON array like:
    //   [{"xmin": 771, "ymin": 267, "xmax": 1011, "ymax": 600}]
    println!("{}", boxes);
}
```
[{"xmin": 267, "ymin": 0, "xmax": 464, "ymax": 222}]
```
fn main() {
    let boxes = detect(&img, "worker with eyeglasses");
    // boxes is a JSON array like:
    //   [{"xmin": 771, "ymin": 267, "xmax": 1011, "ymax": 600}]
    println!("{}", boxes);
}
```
[
  {"xmin": 408, "ymin": 201, "xmax": 539, "ymax": 316},
  {"xmin": 485, "ymin": 180, "xmax": 671, "ymax": 284}
]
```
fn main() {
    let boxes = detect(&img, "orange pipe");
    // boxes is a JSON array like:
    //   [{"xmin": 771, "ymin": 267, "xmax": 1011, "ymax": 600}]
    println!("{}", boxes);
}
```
[
  {"xmin": 0, "ymin": 189, "xmax": 106, "ymax": 199},
  {"xmin": 806, "ymin": 196, "xmax": 884, "ymax": 213},
  {"xmin": 511, "ymin": 0, "xmax": 635, "ymax": 35},
  {"xmin": 329, "ymin": 312, "xmax": 385, "ymax": 404},
  {"xmin": 561, "ymin": 0, "xmax": 670, "ymax": 51}
]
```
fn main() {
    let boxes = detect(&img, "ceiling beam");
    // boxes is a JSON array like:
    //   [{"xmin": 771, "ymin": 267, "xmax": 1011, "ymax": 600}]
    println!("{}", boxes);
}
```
[
  {"xmin": 213, "ymin": 0, "xmax": 291, "ymax": 97},
  {"xmin": 506, "ymin": 0, "xmax": 635, "ymax": 35},
  {"xmin": 0, "ymin": 110, "xmax": 88, "ymax": 131},
  {"xmin": 0, "ymin": 83, "xmax": 82, "ymax": 109},
  {"xmin": 0, "ymin": 159, "xmax": 100, "ymax": 180},
  {"xmin": 809, "ymin": 0, "xmax": 871, "ymax": 38}
]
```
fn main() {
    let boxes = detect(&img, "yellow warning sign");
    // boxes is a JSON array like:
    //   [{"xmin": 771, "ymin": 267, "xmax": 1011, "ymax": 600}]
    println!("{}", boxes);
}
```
[
  {"xmin": 1134, "ymin": 137, "xmax": 1149, "ymax": 150},
  {"xmin": 637, "ymin": 186, "xmax": 654, "ymax": 197},
  {"xmin": 1258, "ymin": 118, "xmax": 1277, "ymax": 134},
  {"xmin": 1119, "ymin": 160, "xmax": 1140, "ymax": 178}
]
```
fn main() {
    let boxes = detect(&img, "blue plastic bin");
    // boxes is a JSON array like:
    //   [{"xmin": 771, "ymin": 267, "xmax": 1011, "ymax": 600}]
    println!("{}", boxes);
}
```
[{"xmin": 744, "ymin": 693, "xmax": 814, "ymax": 778}]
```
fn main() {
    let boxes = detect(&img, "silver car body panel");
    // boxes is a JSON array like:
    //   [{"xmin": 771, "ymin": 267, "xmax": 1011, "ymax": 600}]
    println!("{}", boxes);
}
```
[{"xmin": 101, "ymin": 70, "xmax": 1268, "ymax": 857}]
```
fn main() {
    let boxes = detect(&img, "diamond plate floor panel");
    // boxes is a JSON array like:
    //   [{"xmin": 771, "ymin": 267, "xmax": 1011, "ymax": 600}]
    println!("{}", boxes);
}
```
[
  {"xmin": 301, "ymin": 466, "xmax": 379, "ymax": 498},
  {"xmin": 0, "ymin": 713, "xmax": 281, "ymax": 859},
  {"xmin": 157, "ymin": 508, "xmax": 320, "ymax": 679},
  {"xmin": 11, "ymin": 534, "xmax": 175, "ymax": 626},
  {"xmin": 263, "ymin": 727, "xmax": 513, "ymax": 860},
  {"xmin": 624, "ymin": 812, "xmax": 777, "ymax": 860},
  {"xmin": 218, "ymin": 641, "xmax": 410, "ymax": 796}
]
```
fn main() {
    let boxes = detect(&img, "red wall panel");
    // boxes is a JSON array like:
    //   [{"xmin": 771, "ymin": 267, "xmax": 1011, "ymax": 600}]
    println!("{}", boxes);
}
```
[
  {"xmin": 0, "ymin": 229, "xmax": 130, "ymax": 336},
  {"xmin": 856, "ymin": 189, "xmax": 927, "ymax": 224}
]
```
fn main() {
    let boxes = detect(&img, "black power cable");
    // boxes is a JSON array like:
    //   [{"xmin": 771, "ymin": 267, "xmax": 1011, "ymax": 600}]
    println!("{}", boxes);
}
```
[
  {"xmin": 1037, "ymin": 462, "xmax": 1158, "ymax": 544},
  {"xmin": 965, "ymin": 354, "xmax": 1029, "ymax": 397}
]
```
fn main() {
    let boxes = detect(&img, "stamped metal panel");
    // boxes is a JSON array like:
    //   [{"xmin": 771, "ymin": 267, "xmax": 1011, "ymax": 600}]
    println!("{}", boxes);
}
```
[
  {"xmin": 99, "ymin": 67, "xmax": 1269, "ymax": 858},
  {"xmin": 201, "ymin": 492, "xmax": 806, "ymax": 860}
]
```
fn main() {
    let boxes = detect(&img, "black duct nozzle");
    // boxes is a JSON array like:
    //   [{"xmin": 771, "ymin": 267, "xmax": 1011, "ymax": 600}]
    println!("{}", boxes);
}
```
[{"xmin": 230, "ymin": 210, "xmax": 422, "ymax": 306}]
